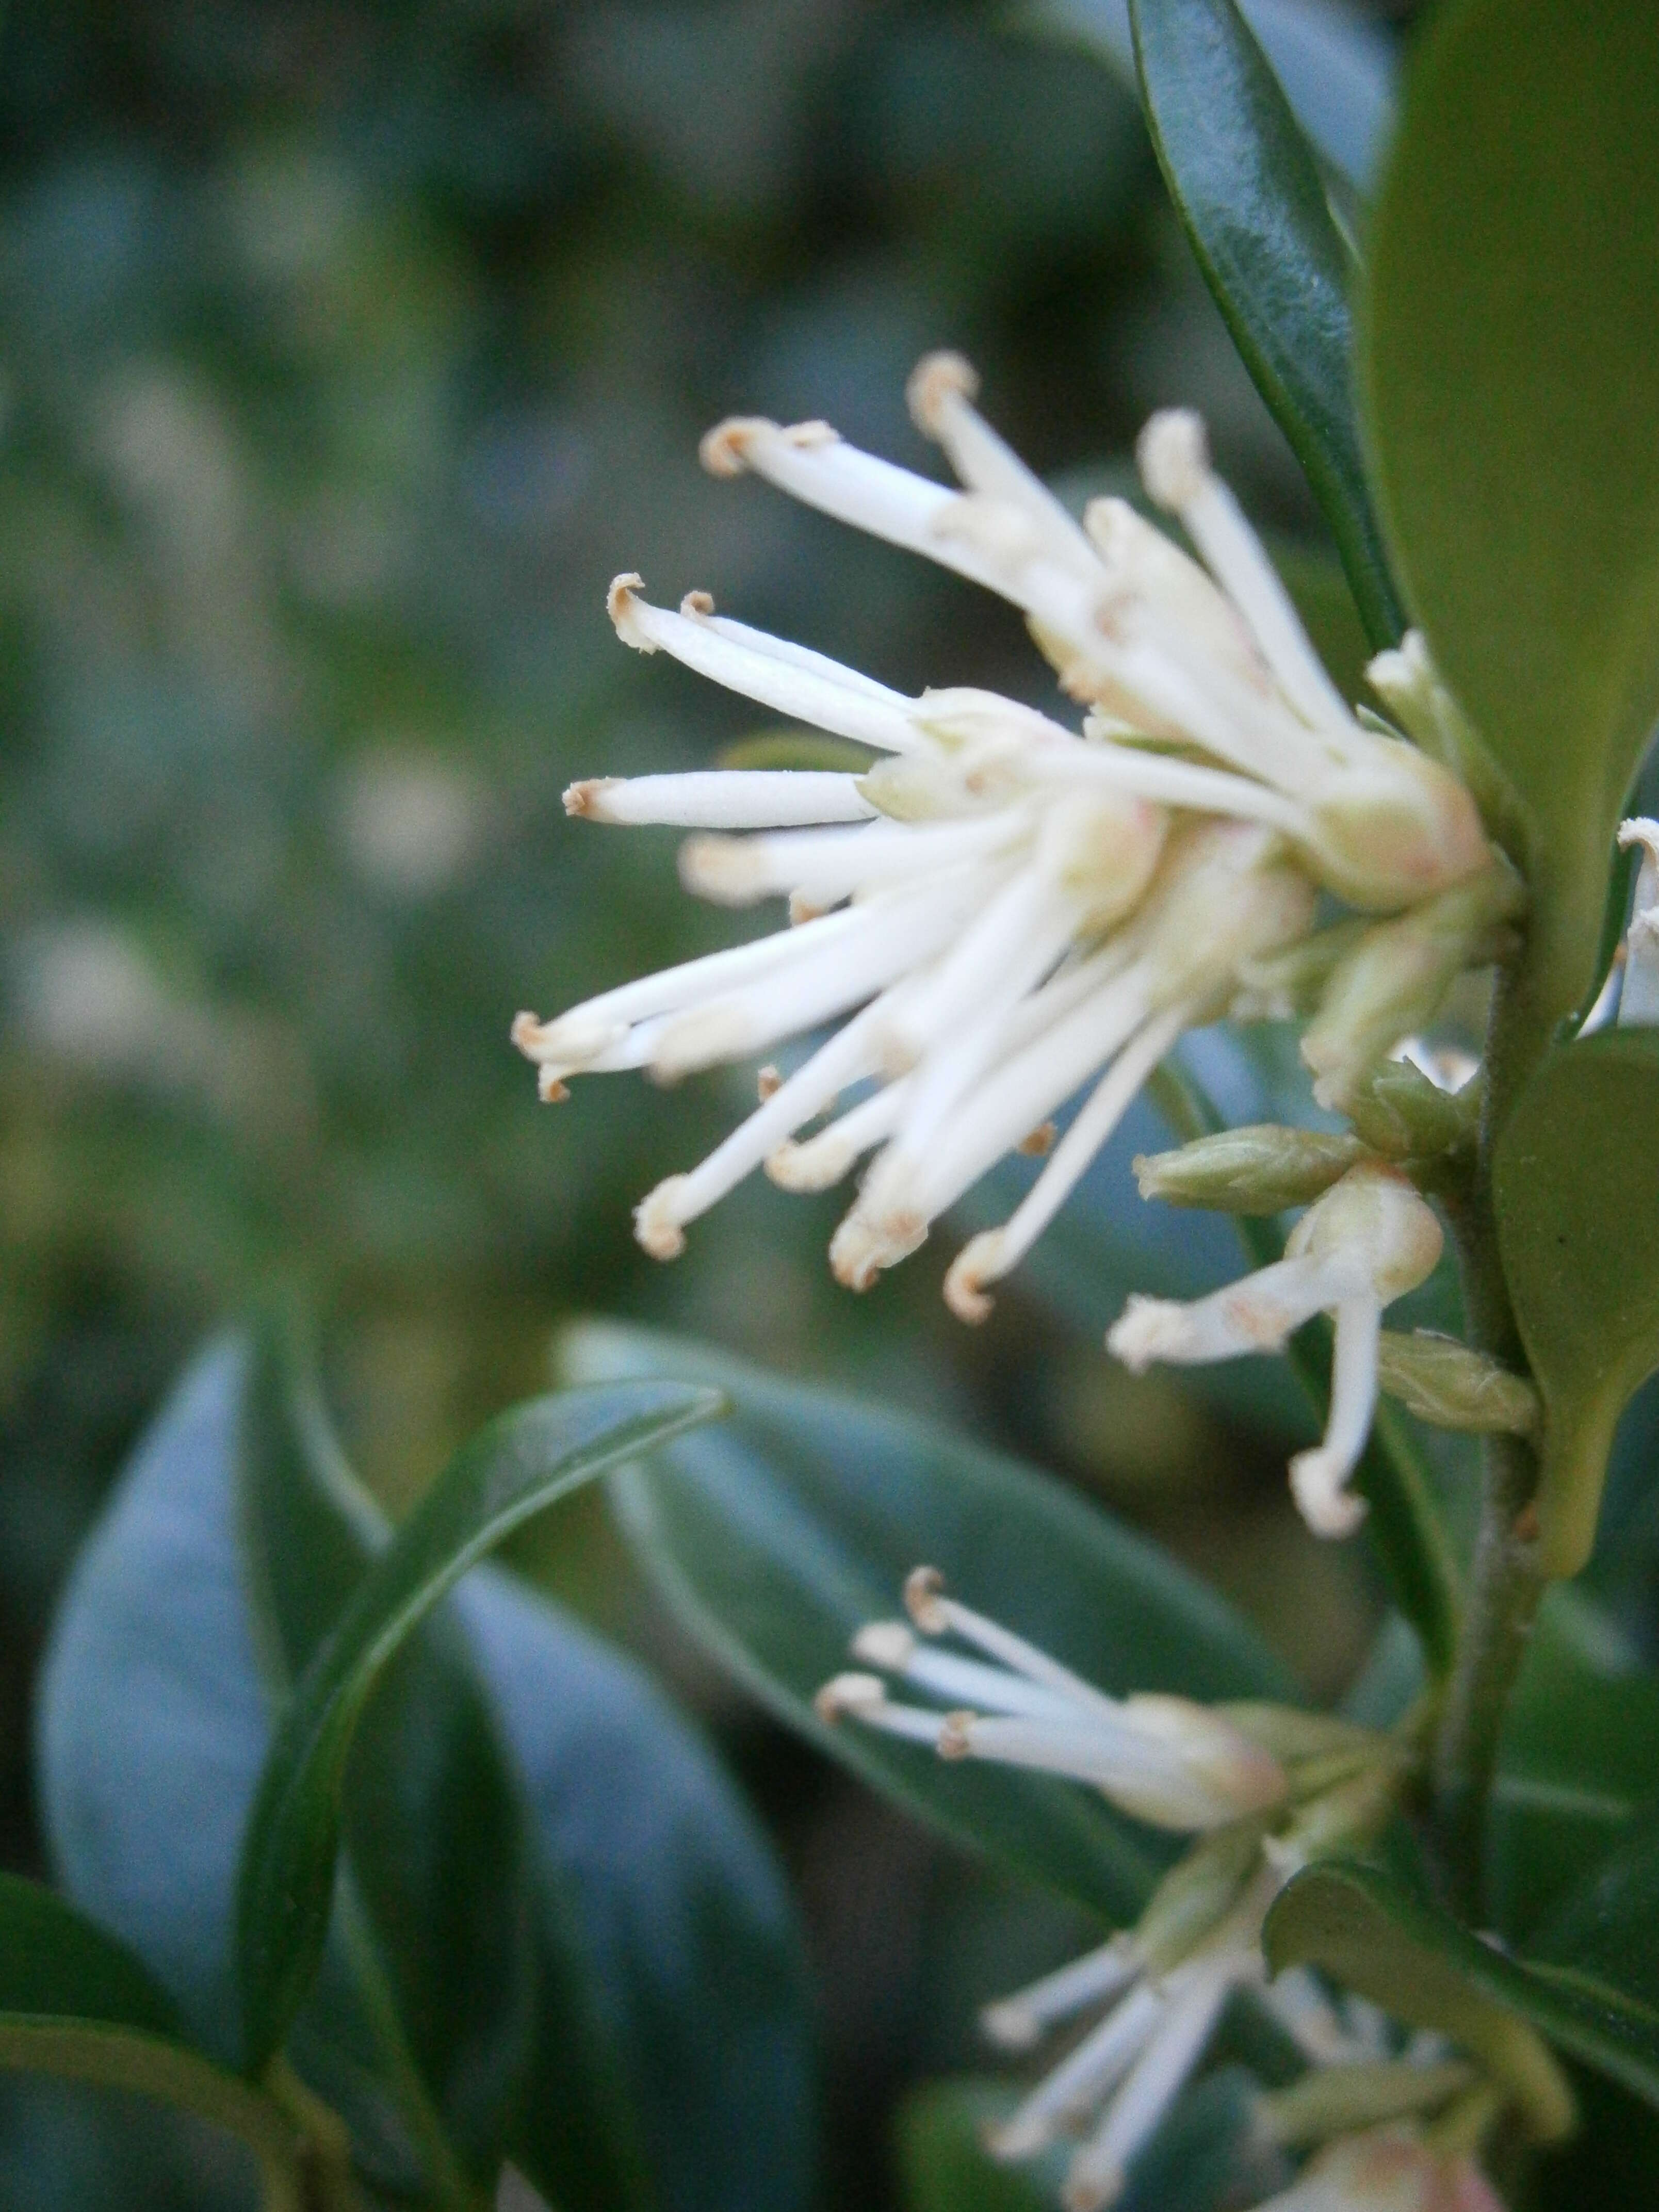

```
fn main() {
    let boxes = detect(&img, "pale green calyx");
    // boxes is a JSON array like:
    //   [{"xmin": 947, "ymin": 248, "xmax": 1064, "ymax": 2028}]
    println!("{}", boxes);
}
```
[
  {"xmin": 1133, "ymin": 1125, "xmax": 1368, "ymax": 1213},
  {"xmin": 1376, "ymin": 1331, "xmax": 1540, "ymax": 1438}
]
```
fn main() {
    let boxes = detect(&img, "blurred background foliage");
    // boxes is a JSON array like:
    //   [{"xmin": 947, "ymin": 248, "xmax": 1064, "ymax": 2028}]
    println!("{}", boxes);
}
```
[{"xmin": 0, "ymin": 1, "xmax": 1516, "ymax": 2203}]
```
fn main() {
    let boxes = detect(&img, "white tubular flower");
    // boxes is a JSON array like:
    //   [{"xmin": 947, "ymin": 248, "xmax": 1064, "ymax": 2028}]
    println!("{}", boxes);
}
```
[
  {"xmin": 706, "ymin": 357, "xmax": 1493, "ymax": 914},
  {"xmin": 1617, "ymin": 817, "xmax": 1659, "ymax": 1027},
  {"xmin": 1108, "ymin": 1164, "xmax": 1444, "ymax": 1538},
  {"xmin": 815, "ymin": 1567, "xmax": 1288, "ymax": 1833},
  {"xmin": 517, "ymin": 564, "xmax": 1315, "ymax": 1295},
  {"xmin": 1249, "ymin": 2128, "xmax": 1505, "ymax": 2212}
]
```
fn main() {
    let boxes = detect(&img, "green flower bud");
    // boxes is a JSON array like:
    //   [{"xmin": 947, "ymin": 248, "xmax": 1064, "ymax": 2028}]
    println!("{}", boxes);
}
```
[
  {"xmin": 1133, "ymin": 1126, "xmax": 1370, "ymax": 1213},
  {"xmin": 1376, "ymin": 1330, "xmax": 1540, "ymax": 1437},
  {"xmin": 1345, "ymin": 1059, "xmax": 1481, "ymax": 1163},
  {"xmin": 1301, "ymin": 859, "xmax": 1525, "ymax": 1112}
]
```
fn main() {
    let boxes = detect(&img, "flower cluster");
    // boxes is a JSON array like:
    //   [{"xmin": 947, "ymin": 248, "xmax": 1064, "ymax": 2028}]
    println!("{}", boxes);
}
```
[
  {"xmin": 817, "ymin": 1571, "xmax": 1541, "ymax": 2212},
  {"xmin": 514, "ymin": 357, "xmax": 1518, "ymax": 1531}
]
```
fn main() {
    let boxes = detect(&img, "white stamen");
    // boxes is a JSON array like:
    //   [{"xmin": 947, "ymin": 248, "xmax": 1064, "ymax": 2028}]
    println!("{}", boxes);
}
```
[
  {"xmin": 1618, "ymin": 817, "xmax": 1659, "ymax": 1027},
  {"xmin": 608, "ymin": 578, "xmax": 927, "ymax": 754},
  {"xmin": 679, "ymin": 811, "xmax": 1030, "ymax": 907},
  {"xmin": 767, "ymin": 1080, "xmax": 906, "ymax": 1191}
]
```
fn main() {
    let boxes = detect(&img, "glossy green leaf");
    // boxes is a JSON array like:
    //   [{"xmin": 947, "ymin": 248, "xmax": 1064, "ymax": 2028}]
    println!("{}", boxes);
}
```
[
  {"xmin": 1533, "ymin": 1811, "xmax": 1659, "ymax": 2040},
  {"xmin": 1265, "ymin": 1859, "xmax": 1658, "ymax": 2125},
  {"xmin": 1028, "ymin": 0, "xmax": 1396, "ymax": 193},
  {"xmin": 1364, "ymin": 0, "xmax": 1659, "ymax": 1031},
  {"xmin": 1490, "ymin": 1591, "xmax": 1659, "ymax": 1940},
  {"xmin": 235, "ymin": 1373, "xmax": 723, "ymax": 2076},
  {"xmin": 1494, "ymin": 1030, "xmax": 1659, "ymax": 1575},
  {"xmin": 568, "ymin": 1321, "xmax": 1296, "ymax": 1928},
  {"xmin": 0, "ymin": 1876, "xmax": 310, "ymax": 2208},
  {"xmin": 1131, "ymin": 0, "xmax": 1404, "ymax": 646},
  {"xmin": 43, "ymin": 1333, "xmax": 806, "ymax": 2212}
]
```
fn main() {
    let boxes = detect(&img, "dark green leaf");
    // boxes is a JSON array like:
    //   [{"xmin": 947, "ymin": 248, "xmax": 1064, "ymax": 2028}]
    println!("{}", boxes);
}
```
[
  {"xmin": 1265, "ymin": 1859, "xmax": 1651, "ymax": 2128},
  {"xmin": 0, "ymin": 1876, "xmax": 305, "ymax": 2202},
  {"xmin": 1028, "ymin": 0, "xmax": 1396, "ymax": 193},
  {"xmin": 1494, "ymin": 1030, "xmax": 1659, "ymax": 1575},
  {"xmin": 234, "ymin": 1374, "xmax": 723, "ymax": 2076},
  {"xmin": 568, "ymin": 1322, "xmax": 1295, "ymax": 1928},
  {"xmin": 1364, "ymin": 0, "xmax": 1659, "ymax": 1032},
  {"xmin": 457, "ymin": 1567, "xmax": 818, "ymax": 2212},
  {"xmin": 1131, "ymin": 0, "xmax": 1404, "ymax": 645},
  {"xmin": 1490, "ymin": 1591, "xmax": 1659, "ymax": 1941}
]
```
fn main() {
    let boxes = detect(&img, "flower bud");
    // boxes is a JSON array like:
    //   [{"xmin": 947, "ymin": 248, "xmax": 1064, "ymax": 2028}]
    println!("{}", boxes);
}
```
[
  {"xmin": 1343, "ymin": 1060, "xmax": 1481, "ymax": 1163},
  {"xmin": 1618, "ymin": 817, "xmax": 1659, "ymax": 1027},
  {"xmin": 1134, "ymin": 1126, "xmax": 1369, "ymax": 1214},
  {"xmin": 1301, "ymin": 860, "xmax": 1524, "ymax": 1111},
  {"xmin": 1376, "ymin": 1331, "xmax": 1539, "ymax": 1438}
]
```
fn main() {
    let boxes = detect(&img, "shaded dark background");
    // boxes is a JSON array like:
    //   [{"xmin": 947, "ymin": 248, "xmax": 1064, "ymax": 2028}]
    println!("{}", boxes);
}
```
[{"xmin": 0, "ymin": 3, "xmax": 1497, "ymax": 2204}]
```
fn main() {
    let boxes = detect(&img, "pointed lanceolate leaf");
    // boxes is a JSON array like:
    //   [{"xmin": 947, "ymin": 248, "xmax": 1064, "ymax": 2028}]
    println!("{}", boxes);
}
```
[
  {"xmin": 1130, "ymin": 0, "xmax": 1404, "ymax": 646},
  {"xmin": 1494, "ymin": 1031, "xmax": 1659, "ymax": 1576},
  {"xmin": 566, "ymin": 1322, "xmax": 1296, "ymax": 1929},
  {"xmin": 234, "ymin": 1375, "xmax": 722, "ymax": 2075},
  {"xmin": 1363, "ymin": 0, "xmax": 1659, "ymax": 1031},
  {"xmin": 1265, "ymin": 1858, "xmax": 1659, "ymax": 2126}
]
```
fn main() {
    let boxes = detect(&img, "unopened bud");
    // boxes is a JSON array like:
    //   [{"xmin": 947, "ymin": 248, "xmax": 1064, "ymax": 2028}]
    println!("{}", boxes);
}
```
[
  {"xmin": 1305, "ymin": 743, "xmax": 1492, "ymax": 914},
  {"xmin": 1134, "ymin": 1126, "xmax": 1369, "ymax": 1214},
  {"xmin": 1134, "ymin": 1818, "xmax": 1265, "ymax": 1977},
  {"xmin": 1345, "ymin": 1059, "xmax": 1481, "ymax": 1163},
  {"xmin": 1376, "ymin": 1331, "xmax": 1539, "ymax": 1438},
  {"xmin": 1302, "ymin": 860, "xmax": 1524, "ymax": 1112}
]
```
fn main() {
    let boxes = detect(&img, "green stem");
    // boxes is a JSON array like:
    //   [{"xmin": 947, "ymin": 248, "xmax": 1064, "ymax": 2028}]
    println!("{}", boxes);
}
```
[{"xmin": 1430, "ymin": 960, "xmax": 1549, "ymax": 1915}]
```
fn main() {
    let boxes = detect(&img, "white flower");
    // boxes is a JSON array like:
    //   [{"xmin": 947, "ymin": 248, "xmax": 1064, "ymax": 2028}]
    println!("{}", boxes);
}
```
[
  {"xmin": 816, "ymin": 1573, "xmax": 1436, "ymax": 2212},
  {"xmin": 1617, "ymin": 817, "xmax": 1659, "ymax": 1027},
  {"xmin": 706, "ymin": 357, "xmax": 1491, "ymax": 913},
  {"xmin": 814, "ymin": 1565, "xmax": 1288, "ymax": 1830},
  {"xmin": 1108, "ymin": 1163, "xmax": 1444, "ymax": 1538},
  {"xmin": 514, "ymin": 356, "xmax": 1498, "ymax": 1307},
  {"xmin": 1250, "ymin": 2128, "xmax": 1506, "ymax": 2212}
]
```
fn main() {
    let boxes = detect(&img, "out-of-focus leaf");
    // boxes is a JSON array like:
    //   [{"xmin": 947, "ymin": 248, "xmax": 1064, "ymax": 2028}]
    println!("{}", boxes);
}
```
[
  {"xmin": 235, "ymin": 1376, "xmax": 723, "ymax": 2075},
  {"xmin": 1490, "ymin": 1590, "xmax": 1659, "ymax": 1941},
  {"xmin": 567, "ymin": 1321, "xmax": 1296, "ymax": 1929},
  {"xmin": 0, "ymin": 1876, "xmax": 305, "ymax": 2206},
  {"xmin": 1265, "ymin": 1859, "xmax": 1650, "ymax": 2127},
  {"xmin": 1131, "ymin": 0, "xmax": 1403, "ymax": 646},
  {"xmin": 1494, "ymin": 1031, "xmax": 1659, "ymax": 1576},
  {"xmin": 1027, "ymin": 0, "xmax": 1394, "ymax": 192},
  {"xmin": 1364, "ymin": 0, "xmax": 1659, "ymax": 1037}
]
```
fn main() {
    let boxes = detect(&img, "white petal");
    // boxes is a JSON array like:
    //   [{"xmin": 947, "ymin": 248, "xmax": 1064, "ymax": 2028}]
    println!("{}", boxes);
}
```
[
  {"xmin": 567, "ymin": 770, "xmax": 876, "ymax": 828},
  {"xmin": 989, "ymin": 1985, "xmax": 1165, "ymax": 2158},
  {"xmin": 1108, "ymin": 1251, "xmax": 1344, "ymax": 1371},
  {"xmin": 1136, "ymin": 411, "xmax": 1354, "ymax": 739},
  {"xmin": 908, "ymin": 351, "xmax": 1105, "ymax": 586},
  {"xmin": 1288, "ymin": 1292, "xmax": 1381, "ymax": 1538},
  {"xmin": 1061, "ymin": 1962, "xmax": 1237, "ymax": 2211},
  {"xmin": 946, "ymin": 1002, "xmax": 1188, "ymax": 1321},
  {"xmin": 679, "ymin": 809, "xmax": 1029, "ymax": 908},
  {"xmin": 980, "ymin": 1938, "xmax": 1142, "ymax": 2052},
  {"xmin": 649, "ymin": 869, "xmax": 991, "ymax": 1080}
]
